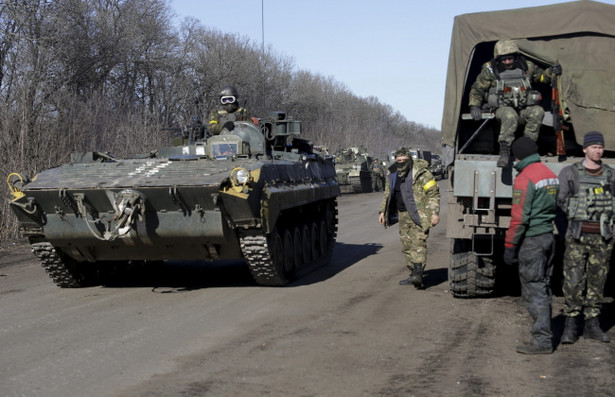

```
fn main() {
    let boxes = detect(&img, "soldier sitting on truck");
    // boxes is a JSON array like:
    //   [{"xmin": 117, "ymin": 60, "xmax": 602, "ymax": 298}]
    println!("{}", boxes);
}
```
[
  {"xmin": 208, "ymin": 85, "xmax": 252, "ymax": 136},
  {"xmin": 468, "ymin": 39, "xmax": 562, "ymax": 168}
]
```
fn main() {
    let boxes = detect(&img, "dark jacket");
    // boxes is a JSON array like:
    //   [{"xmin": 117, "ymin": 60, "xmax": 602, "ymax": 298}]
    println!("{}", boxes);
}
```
[{"xmin": 379, "ymin": 159, "xmax": 439, "ymax": 231}]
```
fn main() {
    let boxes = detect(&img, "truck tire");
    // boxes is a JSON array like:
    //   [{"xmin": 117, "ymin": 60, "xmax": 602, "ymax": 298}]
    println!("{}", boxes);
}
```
[{"xmin": 448, "ymin": 239, "xmax": 495, "ymax": 298}]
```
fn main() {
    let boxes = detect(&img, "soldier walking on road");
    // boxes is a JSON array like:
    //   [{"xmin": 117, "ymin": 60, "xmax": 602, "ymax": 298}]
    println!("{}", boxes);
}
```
[
  {"xmin": 378, "ymin": 147, "xmax": 440, "ymax": 289},
  {"xmin": 504, "ymin": 137, "xmax": 559, "ymax": 355},
  {"xmin": 468, "ymin": 39, "xmax": 562, "ymax": 168},
  {"xmin": 557, "ymin": 131, "xmax": 613, "ymax": 344}
]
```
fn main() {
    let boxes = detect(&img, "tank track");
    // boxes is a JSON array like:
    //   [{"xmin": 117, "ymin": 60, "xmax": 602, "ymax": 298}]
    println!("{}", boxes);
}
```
[
  {"xmin": 350, "ymin": 176, "xmax": 363, "ymax": 193},
  {"xmin": 239, "ymin": 234, "xmax": 285, "ymax": 286},
  {"xmin": 339, "ymin": 184, "xmax": 354, "ymax": 194},
  {"xmin": 239, "ymin": 199, "xmax": 338, "ymax": 286},
  {"xmin": 31, "ymin": 242, "xmax": 94, "ymax": 288}
]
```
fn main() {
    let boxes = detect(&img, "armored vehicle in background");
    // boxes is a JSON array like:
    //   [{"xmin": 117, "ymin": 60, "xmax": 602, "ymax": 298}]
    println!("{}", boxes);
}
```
[
  {"xmin": 429, "ymin": 154, "xmax": 445, "ymax": 180},
  {"xmin": 8, "ymin": 111, "xmax": 340, "ymax": 287},
  {"xmin": 442, "ymin": 1, "xmax": 615, "ymax": 297},
  {"xmin": 334, "ymin": 147, "xmax": 376, "ymax": 193},
  {"xmin": 410, "ymin": 148, "xmax": 432, "ymax": 166}
]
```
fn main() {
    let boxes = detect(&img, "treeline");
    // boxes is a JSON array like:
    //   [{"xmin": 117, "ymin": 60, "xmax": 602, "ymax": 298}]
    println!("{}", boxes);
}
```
[{"xmin": 0, "ymin": 0, "xmax": 440, "ymax": 242}]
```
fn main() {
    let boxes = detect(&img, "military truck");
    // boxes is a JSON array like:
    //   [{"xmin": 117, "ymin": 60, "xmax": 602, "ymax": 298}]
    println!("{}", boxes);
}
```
[
  {"xmin": 442, "ymin": 1, "xmax": 615, "ymax": 297},
  {"xmin": 334, "ymin": 147, "xmax": 375, "ymax": 193},
  {"xmin": 410, "ymin": 148, "xmax": 432, "ymax": 166},
  {"xmin": 7, "ymin": 111, "xmax": 340, "ymax": 288}
]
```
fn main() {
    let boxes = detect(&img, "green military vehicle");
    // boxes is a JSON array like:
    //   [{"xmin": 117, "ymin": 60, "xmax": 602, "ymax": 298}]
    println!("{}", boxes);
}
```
[
  {"xmin": 334, "ymin": 147, "xmax": 376, "ymax": 193},
  {"xmin": 7, "ymin": 111, "xmax": 340, "ymax": 287},
  {"xmin": 429, "ymin": 154, "xmax": 446, "ymax": 181},
  {"xmin": 442, "ymin": 1, "xmax": 615, "ymax": 297}
]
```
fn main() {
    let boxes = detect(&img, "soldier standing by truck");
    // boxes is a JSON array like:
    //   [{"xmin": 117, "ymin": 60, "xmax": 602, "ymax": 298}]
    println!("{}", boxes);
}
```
[
  {"xmin": 557, "ymin": 131, "xmax": 613, "ymax": 344},
  {"xmin": 208, "ymin": 85, "xmax": 252, "ymax": 136},
  {"xmin": 378, "ymin": 147, "xmax": 440, "ymax": 289},
  {"xmin": 468, "ymin": 40, "xmax": 562, "ymax": 168},
  {"xmin": 503, "ymin": 137, "xmax": 559, "ymax": 355}
]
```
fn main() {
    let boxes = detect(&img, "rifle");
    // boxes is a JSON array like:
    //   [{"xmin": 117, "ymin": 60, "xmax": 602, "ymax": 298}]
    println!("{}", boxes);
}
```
[{"xmin": 551, "ymin": 61, "xmax": 566, "ymax": 159}]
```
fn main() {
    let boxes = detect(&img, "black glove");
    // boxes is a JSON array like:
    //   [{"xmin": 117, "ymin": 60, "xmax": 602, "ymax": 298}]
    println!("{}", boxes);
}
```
[
  {"xmin": 223, "ymin": 121, "xmax": 235, "ymax": 131},
  {"xmin": 503, "ymin": 247, "xmax": 518, "ymax": 266},
  {"xmin": 470, "ymin": 106, "xmax": 482, "ymax": 121},
  {"xmin": 549, "ymin": 64, "xmax": 562, "ymax": 76}
]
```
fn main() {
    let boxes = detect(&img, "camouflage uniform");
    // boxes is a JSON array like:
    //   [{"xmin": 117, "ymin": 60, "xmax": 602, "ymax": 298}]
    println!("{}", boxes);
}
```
[
  {"xmin": 557, "ymin": 162, "xmax": 615, "ymax": 320},
  {"xmin": 562, "ymin": 234, "xmax": 612, "ymax": 319},
  {"xmin": 379, "ymin": 158, "xmax": 440, "ymax": 273},
  {"xmin": 469, "ymin": 57, "xmax": 552, "ymax": 146},
  {"xmin": 207, "ymin": 107, "xmax": 251, "ymax": 136},
  {"xmin": 371, "ymin": 159, "xmax": 385, "ymax": 191}
]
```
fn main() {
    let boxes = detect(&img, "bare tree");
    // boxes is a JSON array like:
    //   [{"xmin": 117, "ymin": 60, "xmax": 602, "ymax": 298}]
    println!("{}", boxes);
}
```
[{"xmin": 0, "ymin": 1, "xmax": 441, "ymax": 243}]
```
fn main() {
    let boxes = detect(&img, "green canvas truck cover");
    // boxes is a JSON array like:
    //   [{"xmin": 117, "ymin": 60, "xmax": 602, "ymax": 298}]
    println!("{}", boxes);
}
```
[{"xmin": 441, "ymin": 0, "xmax": 615, "ymax": 152}]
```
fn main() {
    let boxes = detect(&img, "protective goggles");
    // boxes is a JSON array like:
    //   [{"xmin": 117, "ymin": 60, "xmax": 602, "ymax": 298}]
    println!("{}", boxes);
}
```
[{"xmin": 220, "ymin": 95, "xmax": 236, "ymax": 104}]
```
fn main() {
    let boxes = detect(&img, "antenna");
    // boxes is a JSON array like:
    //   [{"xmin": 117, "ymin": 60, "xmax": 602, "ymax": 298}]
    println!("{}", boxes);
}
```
[{"xmin": 260, "ymin": 0, "xmax": 266, "ymax": 110}]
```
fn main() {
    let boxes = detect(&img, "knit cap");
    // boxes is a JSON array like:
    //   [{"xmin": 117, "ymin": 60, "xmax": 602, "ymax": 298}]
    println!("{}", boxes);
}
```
[
  {"xmin": 394, "ymin": 146, "xmax": 411, "ymax": 158},
  {"xmin": 512, "ymin": 136, "xmax": 538, "ymax": 160},
  {"xmin": 583, "ymin": 131, "xmax": 604, "ymax": 148}
]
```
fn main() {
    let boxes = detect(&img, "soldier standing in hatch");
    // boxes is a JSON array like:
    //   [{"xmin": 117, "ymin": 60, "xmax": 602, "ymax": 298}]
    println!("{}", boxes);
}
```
[
  {"xmin": 378, "ymin": 147, "xmax": 440, "ymax": 289},
  {"xmin": 468, "ymin": 39, "xmax": 562, "ymax": 168},
  {"xmin": 207, "ymin": 85, "xmax": 251, "ymax": 136},
  {"xmin": 557, "ymin": 131, "xmax": 613, "ymax": 345},
  {"xmin": 503, "ymin": 137, "xmax": 559, "ymax": 355}
]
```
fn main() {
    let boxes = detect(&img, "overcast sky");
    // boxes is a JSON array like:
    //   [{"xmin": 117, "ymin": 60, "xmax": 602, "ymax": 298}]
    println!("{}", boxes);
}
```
[{"xmin": 169, "ymin": 0, "xmax": 612, "ymax": 129}]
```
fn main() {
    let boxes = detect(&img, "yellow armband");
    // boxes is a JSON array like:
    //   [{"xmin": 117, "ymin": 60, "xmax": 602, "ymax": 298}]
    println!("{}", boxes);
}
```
[{"xmin": 423, "ymin": 180, "xmax": 437, "ymax": 191}]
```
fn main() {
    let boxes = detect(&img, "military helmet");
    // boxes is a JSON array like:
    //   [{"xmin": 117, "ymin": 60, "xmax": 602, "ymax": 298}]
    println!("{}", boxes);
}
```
[
  {"xmin": 219, "ymin": 85, "xmax": 239, "ymax": 98},
  {"xmin": 493, "ymin": 40, "xmax": 519, "ymax": 58},
  {"xmin": 219, "ymin": 85, "xmax": 240, "ymax": 110}
]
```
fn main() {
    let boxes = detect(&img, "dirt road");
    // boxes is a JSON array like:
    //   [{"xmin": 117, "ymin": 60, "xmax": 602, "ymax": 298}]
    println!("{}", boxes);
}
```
[{"xmin": 1, "ymin": 181, "xmax": 614, "ymax": 396}]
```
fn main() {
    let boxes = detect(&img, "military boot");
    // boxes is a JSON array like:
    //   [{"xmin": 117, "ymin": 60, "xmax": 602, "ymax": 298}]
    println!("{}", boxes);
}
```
[
  {"xmin": 399, "ymin": 263, "xmax": 424, "ymax": 288},
  {"xmin": 399, "ymin": 266, "xmax": 414, "ymax": 286},
  {"xmin": 584, "ymin": 316, "xmax": 610, "ymax": 343},
  {"xmin": 497, "ymin": 143, "xmax": 511, "ymax": 168},
  {"xmin": 409, "ymin": 263, "xmax": 424, "ymax": 289},
  {"xmin": 561, "ymin": 316, "xmax": 578, "ymax": 344}
]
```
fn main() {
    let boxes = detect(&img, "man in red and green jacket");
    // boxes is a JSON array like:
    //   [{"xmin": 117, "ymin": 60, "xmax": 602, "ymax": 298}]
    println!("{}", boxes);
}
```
[{"xmin": 504, "ymin": 136, "xmax": 559, "ymax": 355}]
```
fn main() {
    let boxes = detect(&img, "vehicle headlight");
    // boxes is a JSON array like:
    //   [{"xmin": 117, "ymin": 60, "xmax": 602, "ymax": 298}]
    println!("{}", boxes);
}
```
[{"xmin": 231, "ymin": 167, "xmax": 250, "ymax": 185}]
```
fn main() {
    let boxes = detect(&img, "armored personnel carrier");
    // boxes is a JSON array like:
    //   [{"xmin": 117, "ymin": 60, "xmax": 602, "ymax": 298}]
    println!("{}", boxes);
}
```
[
  {"xmin": 7, "ymin": 111, "xmax": 340, "ymax": 287},
  {"xmin": 334, "ymin": 147, "xmax": 375, "ymax": 193},
  {"xmin": 429, "ymin": 154, "xmax": 445, "ymax": 181},
  {"xmin": 442, "ymin": 1, "xmax": 615, "ymax": 297}
]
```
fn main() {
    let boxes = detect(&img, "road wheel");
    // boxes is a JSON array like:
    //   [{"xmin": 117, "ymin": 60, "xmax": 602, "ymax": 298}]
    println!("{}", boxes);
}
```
[
  {"xmin": 301, "ymin": 224, "xmax": 311, "ymax": 265},
  {"xmin": 282, "ymin": 228, "xmax": 295, "ymax": 279},
  {"xmin": 293, "ymin": 226, "xmax": 304, "ymax": 269},
  {"xmin": 270, "ymin": 229, "xmax": 285, "ymax": 279},
  {"xmin": 310, "ymin": 222, "xmax": 320, "ymax": 260},
  {"xmin": 318, "ymin": 219, "xmax": 328, "ymax": 257}
]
